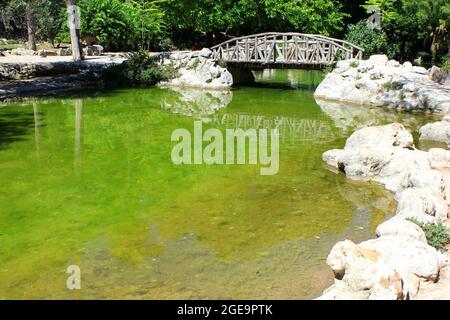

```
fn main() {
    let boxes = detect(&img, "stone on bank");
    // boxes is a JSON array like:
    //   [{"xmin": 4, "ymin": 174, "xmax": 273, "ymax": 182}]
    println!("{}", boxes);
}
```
[
  {"xmin": 320, "ymin": 123, "xmax": 449, "ymax": 300},
  {"xmin": 314, "ymin": 55, "xmax": 450, "ymax": 114}
]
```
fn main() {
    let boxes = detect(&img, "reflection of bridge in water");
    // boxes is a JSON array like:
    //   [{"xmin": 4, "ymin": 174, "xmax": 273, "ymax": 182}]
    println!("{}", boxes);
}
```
[{"xmin": 211, "ymin": 113, "xmax": 337, "ymax": 144}]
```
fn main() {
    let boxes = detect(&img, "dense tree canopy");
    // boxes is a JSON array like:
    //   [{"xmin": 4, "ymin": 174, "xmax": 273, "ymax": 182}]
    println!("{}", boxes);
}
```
[{"xmin": 0, "ymin": 0, "xmax": 448, "ymax": 65}]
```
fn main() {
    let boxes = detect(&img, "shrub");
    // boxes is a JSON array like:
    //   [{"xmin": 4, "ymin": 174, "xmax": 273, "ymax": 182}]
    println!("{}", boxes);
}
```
[
  {"xmin": 441, "ymin": 60, "xmax": 449, "ymax": 73},
  {"xmin": 104, "ymin": 51, "xmax": 168, "ymax": 86},
  {"xmin": 345, "ymin": 20, "xmax": 398, "ymax": 59},
  {"xmin": 57, "ymin": 0, "xmax": 164, "ymax": 51},
  {"xmin": 407, "ymin": 218, "xmax": 450, "ymax": 251},
  {"xmin": 350, "ymin": 60, "xmax": 359, "ymax": 68},
  {"xmin": 217, "ymin": 58, "xmax": 228, "ymax": 68},
  {"xmin": 382, "ymin": 81, "xmax": 393, "ymax": 91}
]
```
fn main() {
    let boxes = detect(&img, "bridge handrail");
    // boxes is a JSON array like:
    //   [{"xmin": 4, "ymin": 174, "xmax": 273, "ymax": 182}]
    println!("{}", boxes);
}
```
[{"xmin": 210, "ymin": 32, "xmax": 365, "ymax": 54}]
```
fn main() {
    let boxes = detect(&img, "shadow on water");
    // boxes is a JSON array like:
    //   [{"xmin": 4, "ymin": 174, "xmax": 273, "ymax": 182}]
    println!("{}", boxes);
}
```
[{"xmin": 0, "ymin": 111, "xmax": 38, "ymax": 149}]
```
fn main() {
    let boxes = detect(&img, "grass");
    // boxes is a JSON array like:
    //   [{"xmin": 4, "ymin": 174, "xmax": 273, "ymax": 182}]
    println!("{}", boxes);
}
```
[{"xmin": 407, "ymin": 218, "xmax": 450, "ymax": 251}]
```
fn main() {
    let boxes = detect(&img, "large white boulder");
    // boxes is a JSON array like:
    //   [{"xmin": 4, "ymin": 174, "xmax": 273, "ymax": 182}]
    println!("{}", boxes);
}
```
[
  {"xmin": 419, "ymin": 116, "xmax": 450, "ymax": 147},
  {"xmin": 325, "ymin": 240, "xmax": 405, "ymax": 300},
  {"xmin": 376, "ymin": 218, "xmax": 427, "ymax": 243},
  {"xmin": 344, "ymin": 123, "xmax": 414, "ymax": 150},
  {"xmin": 395, "ymin": 187, "xmax": 448, "ymax": 223},
  {"xmin": 314, "ymin": 55, "xmax": 450, "ymax": 114},
  {"xmin": 157, "ymin": 49, "xmax": 234, "ymax": 89}
]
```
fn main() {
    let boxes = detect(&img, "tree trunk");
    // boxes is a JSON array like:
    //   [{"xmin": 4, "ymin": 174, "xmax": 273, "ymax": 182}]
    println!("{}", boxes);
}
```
[
  {"xmin": 67, "ymin": 0, "xmax": 83, "ymax": 61},
  {"xmin": 25, "ymin": 3, "xmax": 36, "ymax": 51},
  {"xmin": 431, "ymin": 32, "xmax": 438, "ymax": 66}
]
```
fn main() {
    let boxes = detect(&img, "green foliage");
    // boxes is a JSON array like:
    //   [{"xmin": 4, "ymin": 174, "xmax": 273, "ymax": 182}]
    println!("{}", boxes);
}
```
[
  {"xmin": 191, "ymin": 58, "xmax": 200, "ymax": 70},
  {"xmin": 345, "ymin": 20, "xmax": 398, "ymax": 58},
  {"xmin": 0, "ymin": 0, "xmax": 65, "ymax": 44},
  {"xmin": 104, "ymin": 51, "xmax": 168, "ymax": 86},
  {"xmin": 350, "ymin": 60, "xmax": 359, "ymax": 68},
  {"xmin": 217, "ymin": 58, "xmax": 228, "ymax": 68},
  {"xmin": 162, "ymin": 0, "xmax": 348, "ymax": 47},
  {"xmin": 407, "ymin": 218, "xmax": 450, "ymax": 251},
  {"xmin": 441, "ymin": 60, "xmax": 449, "ymax": 73},
  {"xmin": 364, "ymin": 0, "xmax": 449, "ymax": 64},
  {"xmin": 382, "ymin": 80, "xmax": 395, "ymax": 91},
  {"xmin": 57, "ymin": 0, "xmax": 165, "ymax": 51}
]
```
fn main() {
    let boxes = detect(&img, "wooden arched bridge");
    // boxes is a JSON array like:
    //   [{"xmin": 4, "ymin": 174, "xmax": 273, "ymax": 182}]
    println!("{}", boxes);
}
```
[{"xmin": 211, "ymin": 33, "xmax": 364, "ymax": 69}]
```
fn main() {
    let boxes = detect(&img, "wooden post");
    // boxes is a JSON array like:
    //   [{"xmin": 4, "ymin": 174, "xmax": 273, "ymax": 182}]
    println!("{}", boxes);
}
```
[{"xmin": 67, "ymin": 0, "xmax": 84, "ymax": 61}]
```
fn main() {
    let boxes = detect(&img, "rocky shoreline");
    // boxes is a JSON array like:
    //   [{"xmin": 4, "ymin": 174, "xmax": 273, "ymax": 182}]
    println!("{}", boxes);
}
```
[
  {"xmin": 315, "ymin": 55, "xmax": 450, "ymax": 115},
  {"xmin": 319, "ymin": 124, "xmax": 449, "ymax": 299},
  {"xmin": 316, "ymin": 55, "xmax": 450, "ymax": 300},
  {"xmin": 0, "ymin": 49, "xmax": 253, "ymax": 100}
]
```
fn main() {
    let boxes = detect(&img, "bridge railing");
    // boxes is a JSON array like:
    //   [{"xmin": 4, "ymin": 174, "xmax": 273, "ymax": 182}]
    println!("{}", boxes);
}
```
[{"xmin": 210, "ymin": 33, "xmax": 364, "ymax": 67}]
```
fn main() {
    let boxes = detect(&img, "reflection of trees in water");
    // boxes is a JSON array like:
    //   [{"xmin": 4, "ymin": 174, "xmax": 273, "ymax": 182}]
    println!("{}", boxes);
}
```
[
  {"xmin": 0, "ymin": 107, "xmax": 36, "ymax": 149},
  {"xmin": 212, "ymin": 112, "xmax": 337, "ymax": 144},
  {"xmin": 254, "ymin": 69, "xmax": 324, "ymax": 90}
]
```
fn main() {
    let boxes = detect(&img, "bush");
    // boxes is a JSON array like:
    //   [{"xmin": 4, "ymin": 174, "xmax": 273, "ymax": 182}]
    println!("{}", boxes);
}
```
[
  {"xmin": 408, "ymin": 218, "xmax": 450, "ymax": 251},
  {"xmin": 57, "ymin": 0, "xmax": 164, "ymax": 52},
  {"xmin": 345, "ymin": 20, "xmax": 398, "ymax": 59},
  {"xmin": 104, "ymin": 51, "xmax": 169, "ymax": 87}
]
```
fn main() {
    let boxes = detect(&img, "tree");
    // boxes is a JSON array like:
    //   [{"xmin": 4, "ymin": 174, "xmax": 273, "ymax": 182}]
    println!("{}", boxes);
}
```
[
  {"xmin": 364, "ymin": 0, "xmax": 450, "ymax": 64},
  {"xmin": 25, "ymin": 0, "xmax": 36, "ymax": 50},
  {"xmin": 345, "ymin": 20, "xmax": 397, "ymax": 58},
  {"xmin": 162, "ymin": 0, "xmax": 348, "ymax": 47},
  {"xmin": 67, "ymin": 0, "xmax": 83, "ymax": 61},
  {"xmin": 0, "ymin": 0, "xmax": 66, "ymax": 47},
  {"xmin": 406, "ymin": 0, "xmax": 449, "ymax": 64}
]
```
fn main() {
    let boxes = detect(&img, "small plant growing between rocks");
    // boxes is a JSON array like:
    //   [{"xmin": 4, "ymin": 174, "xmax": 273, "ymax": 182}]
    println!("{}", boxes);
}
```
[
  {"xmin": 162, "ymin": 62, "xmax": 180, "ymax": 80},
  {"xmin": 382, "ymin": 80, "xmax": 395, "ymax": 91},
  {"xmin": 191, "ymin": 58, "xmax": 201, "ymax": 70},
  {"xmin": 103, "ymin": 51, "xmax": 169, "ymax": 86},
  {"xmin": 407, "ymin": 218, "xmax": 450, "ymax": 251},
  {"xmin": 217, "ymin": 58, "xmax": 228, "ymax": 68},
  {"xmin": 350, "ymin": 60, "xmax": 359, "ymax": 68},
  {"xmin": 399, "ymin": 89, "xmax": 406, "ymax": 101}
]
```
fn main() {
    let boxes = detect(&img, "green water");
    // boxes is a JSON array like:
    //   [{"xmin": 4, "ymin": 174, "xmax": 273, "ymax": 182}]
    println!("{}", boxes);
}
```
[{"xmin": 0, "ymin": 70, "xmax": 440, "ymax": 299}]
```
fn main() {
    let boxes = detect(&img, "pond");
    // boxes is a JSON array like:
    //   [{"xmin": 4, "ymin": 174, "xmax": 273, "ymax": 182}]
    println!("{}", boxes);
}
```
[{"xmin": 0, "ymin": 69, "xmax": 440, "ymax": 299}]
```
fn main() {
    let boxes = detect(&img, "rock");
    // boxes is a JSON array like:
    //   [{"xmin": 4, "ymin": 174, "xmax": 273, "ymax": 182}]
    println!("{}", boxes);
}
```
[
  {"xmin": 419, "ymin": 117, "xmax": 450, "ymax": 146},
  {"xmin": 360, "ymin": 236, "xmax": 444, "ymax": 283},
  {"xmin": 403, "ymin": 61, "xmax": 413, "ymax": 69},
  {"xmin": 344, "ymin": 123, "xmax": 413, "ymax": 150},
  {"xmin": 368, "ymin": 55, "xmax": 389, "ymax": 66},
  {"xmin": 387, "ymin": 60, "xmax": 401, "ymax": 68},
  {"xmin": 322, "ymin": 149, "xmax": 344, "ymax": 167},
  {"xmin": 428, "ymin": 148, "xmax": 450, "ymax": 170},
  {"xmin": 57, "ymin": 48, "xmax": 71, "ymax": 56},
  {"xmin": 83, "ymin": 44, "xmax": 103, "ymax": 56},
  {"xmin": 407, "ymin": 169, "xmax": 446, "ymax": 198},
  {"xmin": 395, "ymin": 187, "xmax": 448, "ymax": 223},
  {"xmin": 192, "ymin": 48, "xmax": 212, "ymax": 58},
  {"xmin": 157, "ymin": 49, "xmax": 242, "ymax": 89},
  {"xmin": 38, "ymin": 49, "xmax": 57, "ymax": 57},
  {"xmin": 376, "ymin": 218, "xmax": 427, "ymax": 243},
  {"xmin": 323, "ymin": 235, "xmax": 445, "ymax": 300},
  {"xmin": 315, "ymin": 56, "xmax": 450, "ymax": 113},
  {"xmin": 325, "ymin": 240, "xmax": 405, "ymax": 300},
  {"xmin": 429, "ymin": 66, "xmax": 448, "ymax": 84},
  {"xmin": 10, "ymin": 48, "xmax": 35, "ymax": 56}
]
